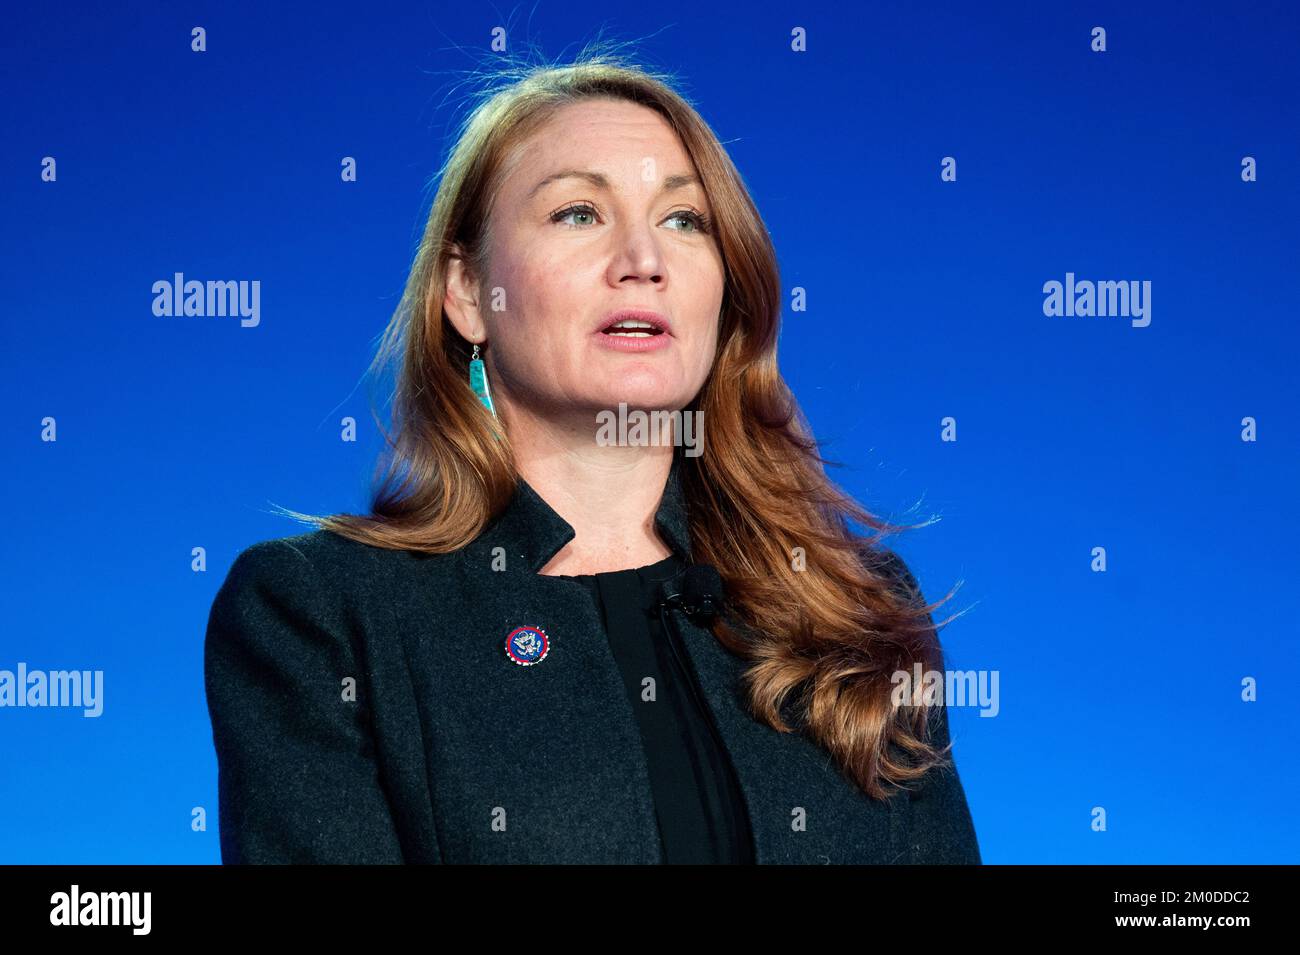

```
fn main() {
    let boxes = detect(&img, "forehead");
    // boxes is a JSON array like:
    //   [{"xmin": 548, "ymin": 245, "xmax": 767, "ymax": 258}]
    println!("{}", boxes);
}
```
[{"xmin": 503, "ymin": 98, "xmax": 696, "ymax": 196}]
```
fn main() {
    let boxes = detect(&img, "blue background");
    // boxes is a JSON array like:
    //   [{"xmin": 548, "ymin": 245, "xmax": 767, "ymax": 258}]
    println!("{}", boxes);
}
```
[{"xmin": 2, "ymin": 0, "xmax": 1296, "ymax": 863}]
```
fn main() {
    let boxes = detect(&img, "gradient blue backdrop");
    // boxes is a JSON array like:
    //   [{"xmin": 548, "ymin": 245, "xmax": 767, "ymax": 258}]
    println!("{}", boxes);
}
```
[{"xmin": 3, "ymin": 0, "xmax": 1297, "ymax": 863}]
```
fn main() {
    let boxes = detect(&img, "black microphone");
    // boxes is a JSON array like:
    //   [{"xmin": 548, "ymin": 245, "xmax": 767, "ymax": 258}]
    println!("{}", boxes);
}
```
[
  {"xmin": 657, "ymin": 564, "xmax": 725, "ymax": 623},
  {"xmin": 654, "ymin": 564, "xmax": 732, "ymax": 756}
]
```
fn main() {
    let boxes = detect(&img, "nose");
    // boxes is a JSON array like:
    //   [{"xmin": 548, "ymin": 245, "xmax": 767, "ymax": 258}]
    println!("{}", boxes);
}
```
[{"xmin": 608, "ymin": 220, "xmax": 665, "ymax": 285}]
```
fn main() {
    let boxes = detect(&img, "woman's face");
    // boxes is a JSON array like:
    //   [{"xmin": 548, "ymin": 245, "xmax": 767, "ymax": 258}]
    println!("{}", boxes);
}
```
[{"xmin": 451, "ymin": 98, "xmax": 725, "ymax": 429}]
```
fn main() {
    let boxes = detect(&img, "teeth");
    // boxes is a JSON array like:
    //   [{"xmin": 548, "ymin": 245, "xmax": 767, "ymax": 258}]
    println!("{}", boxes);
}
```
[
  {"xmin": 609, "ymin": 319, "xmax": 656, "ymax": 330},
  {"xmin": 607, "ymin": 331, "xmax": 653, "ymax": 337}
]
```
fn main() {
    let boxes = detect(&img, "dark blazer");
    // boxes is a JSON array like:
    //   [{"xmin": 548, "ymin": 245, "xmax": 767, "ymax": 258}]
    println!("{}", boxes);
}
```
[{"xmin": 203, "ymin": 461, "xmax": 981, "ymax": 864}]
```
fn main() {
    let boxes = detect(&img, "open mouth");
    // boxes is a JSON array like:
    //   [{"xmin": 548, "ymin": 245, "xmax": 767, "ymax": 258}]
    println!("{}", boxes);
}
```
[{"xmin": 601, "ymin": 320, "xmax": 665, "ymax": 338}]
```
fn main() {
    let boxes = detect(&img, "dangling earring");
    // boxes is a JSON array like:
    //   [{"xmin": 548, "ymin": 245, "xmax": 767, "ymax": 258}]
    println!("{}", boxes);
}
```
[{"xmin": 469, "ymin": 342, "xmax": 498, "ymax": 419}]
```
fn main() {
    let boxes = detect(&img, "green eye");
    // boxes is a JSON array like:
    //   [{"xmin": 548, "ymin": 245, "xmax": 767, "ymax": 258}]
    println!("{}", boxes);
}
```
[
  {"xmin": 665, "ymin": 210, "xmax": 712, "ymax": 234},
  {"xmin": 551, "ymin": 203, "xmax": 598, "ymax": 228},
  {"xmin": 550, "ymin": 204, "xmax": 713, "ymax": 235}
]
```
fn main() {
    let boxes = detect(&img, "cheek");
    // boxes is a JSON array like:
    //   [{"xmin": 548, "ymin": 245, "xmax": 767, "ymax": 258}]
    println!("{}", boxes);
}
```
[
  {"xmin": 521, "ymin": 256, "xmax": 595, "ymax": 341},
  {"xmin": 685, "ymin": 269, "xmax": 724, "ymax": 367},
  {"xmin": 490, "ymin": 255, "xmax": 592, "ymax": 375}
]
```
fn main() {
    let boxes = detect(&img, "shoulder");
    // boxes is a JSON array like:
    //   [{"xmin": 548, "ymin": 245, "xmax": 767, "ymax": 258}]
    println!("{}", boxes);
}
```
[
  {"xmin": 206, "ymin": 529, "xmax": 459, "ymax": 677},
  {"xmin": 217, "ymin": 528, "xmax": 449, "ymax": 596},
  {"xmin": 228, "ymin": 528, "xmax": 412, "ymax": 574},
  {"xmin": 212, "ymin": 527, "xmax": 468, "ymax": 622},
  {"xmin": 206, "ymin": 533, "xmax": 341, "ymax": 647},
  {"xmin": 207, "ymin": 529, "xmax": 457, "ymax": 642}
]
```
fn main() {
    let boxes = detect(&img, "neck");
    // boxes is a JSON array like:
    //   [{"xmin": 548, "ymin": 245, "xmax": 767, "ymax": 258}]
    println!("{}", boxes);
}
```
[{"xmin": 501, "ymin": 399, "xmax": 676, "ymax": 576}]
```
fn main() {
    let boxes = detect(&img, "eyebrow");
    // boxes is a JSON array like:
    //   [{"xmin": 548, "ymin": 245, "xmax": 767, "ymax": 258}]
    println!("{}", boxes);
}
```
[{"xmin": 526, "ymin": 169, "xmax": 702, "ymax": 201}]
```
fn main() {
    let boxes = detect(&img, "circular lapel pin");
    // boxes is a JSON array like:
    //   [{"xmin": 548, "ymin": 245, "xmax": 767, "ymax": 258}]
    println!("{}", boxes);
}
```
[{"xmin": 504, "ymin": 625, "xmax": 550, "ymax": 666}]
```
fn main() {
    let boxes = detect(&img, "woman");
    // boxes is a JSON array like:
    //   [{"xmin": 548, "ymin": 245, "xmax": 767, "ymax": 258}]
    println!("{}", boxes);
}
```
[{"xmin": 203, "ymin": 54, "xmax": 980, "ymax": 865}]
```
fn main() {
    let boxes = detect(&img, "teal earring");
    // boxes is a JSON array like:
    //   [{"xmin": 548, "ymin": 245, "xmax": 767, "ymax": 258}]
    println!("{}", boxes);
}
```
[{"xmin": 469, "ymin": 343, "xmax": 498, "ymax": 419}]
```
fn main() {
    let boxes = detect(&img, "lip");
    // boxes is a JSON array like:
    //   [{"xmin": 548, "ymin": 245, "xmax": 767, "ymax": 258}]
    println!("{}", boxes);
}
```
[
  {"xmin": 593, "ymin": 328, "xmax": 674, "ymax": 353},
  {"xmin": 594, "ymin": 308, "xmax": 674, "ymax": 337}
]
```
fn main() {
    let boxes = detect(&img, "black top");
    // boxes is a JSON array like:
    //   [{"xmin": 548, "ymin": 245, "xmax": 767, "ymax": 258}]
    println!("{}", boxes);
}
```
[{"xmin": 557, "ymin": 553, "xmax": 756, "ymax": 864}]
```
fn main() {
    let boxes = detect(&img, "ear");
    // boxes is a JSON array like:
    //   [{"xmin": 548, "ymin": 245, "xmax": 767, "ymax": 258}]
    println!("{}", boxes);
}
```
[{"xmin": 443, "ymin": 244, "xmax": 486, "ymax": 344}]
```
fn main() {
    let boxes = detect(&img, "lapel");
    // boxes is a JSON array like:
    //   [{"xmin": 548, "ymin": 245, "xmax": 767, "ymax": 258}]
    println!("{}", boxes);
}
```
[{"xmin": 446, "ymin": 454, "xmax": 902, "ymax": 864}]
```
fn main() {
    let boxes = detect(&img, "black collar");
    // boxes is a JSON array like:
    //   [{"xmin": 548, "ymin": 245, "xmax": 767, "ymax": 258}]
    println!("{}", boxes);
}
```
[{"xmin": 470, "ymin": 455, "xmax": 692, "ymax": 574}]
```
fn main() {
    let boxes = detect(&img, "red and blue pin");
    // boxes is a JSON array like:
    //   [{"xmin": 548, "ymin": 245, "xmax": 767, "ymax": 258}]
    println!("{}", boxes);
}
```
[{"xmin": 504, "ymin": 625, "xmax": 550, "ymax": 666}]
